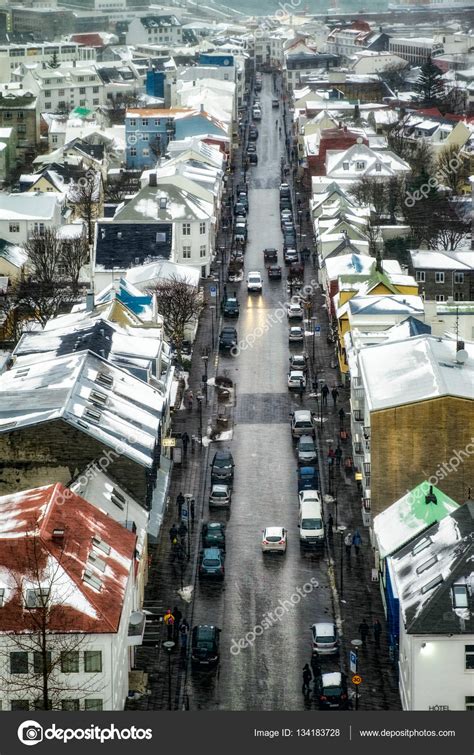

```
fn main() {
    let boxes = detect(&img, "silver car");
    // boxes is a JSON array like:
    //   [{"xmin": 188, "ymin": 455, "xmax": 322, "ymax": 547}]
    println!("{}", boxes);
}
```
[
  {"xmin": 311, "ymin": 622, "xmax": 339, "ymax": 656},
  {"xmin": 297, "ymin": 435, "xmax": 317, "ymax": 464},
  {"xmin": 209, "ymin": 484, "xmax": 231, "ymax": 507}
]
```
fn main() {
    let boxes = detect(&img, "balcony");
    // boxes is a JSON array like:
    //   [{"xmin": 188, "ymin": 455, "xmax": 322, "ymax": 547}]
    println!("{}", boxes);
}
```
[{"xmin": 127, "ymin": 610, "xmax": 146, "ymax": 646}]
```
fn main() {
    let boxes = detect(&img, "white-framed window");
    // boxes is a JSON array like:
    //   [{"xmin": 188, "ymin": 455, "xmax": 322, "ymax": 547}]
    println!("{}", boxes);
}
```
[
  {"xmin": 356, "ymin": 161, "xmax": 365, "ymax": 170},
  {"xmin": 141, "ymin": 118, "xmax": 148, "ymax": 126},
  {"xmin": 435, "ymin": 294, "xmax": 445, "ymax": 302},
  {"xmin": 79, "ymin": 87, "xmax": 86, "ymax": 94},
  {"xmin": 199, "ymin": 222, "xmax": 206, "ymax": 234},
  {"xmin": 454, "ymin": 272, "xmax": 464, "ymax": 284},
  {"xmin": 435, "ymin": 271, "xmax": 445, "ymax": 283},
  {"xmin": 142, "ymin": 148, "xmax": 149, "ymax": 156},
  {"xmin": 129, "ymin": 118, "xmax": 136, "ymax": 127},
  {"xmin": 465, "ymin": 645, "xmax": 474, "ymax": 670},
  {"xmin": 9, "ymin": 223, "xmax": 19, "ymax": 233},
  {"xmin": 342, "ymin": 161, "xmax": 349, "ymax": 170},
  {"xmin": 200, "ymin": 245, "xmax": 206, "ymax": 258},
  {"xmin": 415, "ymin": 271, "xmax": 425, "ymax": 282},
  {"xmin": 454, "ymin": 292, "xmax": 464, "ymax": 301},
  {"xmin": 130, "ymin": 147, "xmax": 137, "ymax": 157},
  {"xmin": 182, "ymin": 223, "xmax": 191, "ymax": 236},
  {"xmin": 141, "ymin": 133, "xmax": 149, "ymax": 141},
  {"xmin": 182, "ymin": 245, "xmax": 191, "ymax": 259}
]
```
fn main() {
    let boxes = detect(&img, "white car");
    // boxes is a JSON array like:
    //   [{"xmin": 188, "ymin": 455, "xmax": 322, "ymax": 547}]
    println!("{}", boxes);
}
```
[
  {"xmin": 247, "ymin": 271, "xmax": 262, "ymax": 293},
  {"xmin": 288, "ymin": 370, "xmax": 306, "ymax": 390},
  {"xmin": 252, "ymin": 107, "xmax": 262, "ymax": 120},
  {"xmin": 287, "ymin": 302, "xmax": 303, "ymax": 319},
  {"xmin": 289, "ymin": 325, "xmax": 304, "ymax": 343},
  {"xmin": 261, "ymin": 526, "xmax": 287, "ymax": 553}
]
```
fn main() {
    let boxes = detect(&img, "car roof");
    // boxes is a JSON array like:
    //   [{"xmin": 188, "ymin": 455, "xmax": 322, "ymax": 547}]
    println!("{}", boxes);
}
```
[
  {"xmin": 294, "ymin": 410, "xmax": 312, "ymax": 420},
  {"xmin": 211, "ymin": 483, "xmax": 229, "ymax": 491},
  {"xmin": 248, "ymin": 270, "xmax": 261, "ymax": 276},
  {"xmin": 290, "ymin": 370, "xmax": 304, "ymax": 377},
  {"xmin": 300, "ymin": 490, "xmax": 321, "ymax": 501},
  {"xmin": 203, "ymin": 547, "xmax": 221, "ymax": 557},
  {"xmin": 299, "ymin": 434, "xmax": 314, "ymax": 442},
  {"xmin": 264, "ymin": 526, "xmax": 285, "ymax": 537},
  {"xmin": 290, "ymin": 326, "xmax": 303, "ymax": 331},
  {"xmin": 226, "ymin": 298, "xmax": 238, "ymax": 303},
  {"xmin": 289, "ymin": 302, "xmax": 302, "ymax": 308},
  {"xmin": 322, "ymin": 672, "xmax": 342, "ymax": 686},
  {"xmin": 312, "ymin": 622, "xmax": 335, "ymax": 635}
]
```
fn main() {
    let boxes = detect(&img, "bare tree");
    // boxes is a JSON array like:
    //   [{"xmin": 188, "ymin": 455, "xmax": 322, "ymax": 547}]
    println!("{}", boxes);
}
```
[
  {"xmin": 348, "ymin": 176, "xmax": 387, "ymax": 220},
  {"xmin": 386, "ymin": 113, "xmax": 413, "ymax": 162},
  {"xmin": 7, "ymin": 277, "xmax": 75, "ymax": 328},
  {"xmin": 435, "ymin": 144, "xmax": 470, "ymax": 196},
  {"xmin": 69, "ymin": 171, "xmax": 102, "ymax": 245},
  {"xmin": 148, "ymin": 274, "xmax": 203, "ymax": 362},
  {"xmin": 431, "ymin": 200, "xmax": 470, "ymax": 250},
  {"xmin": 408, "ymin": 139, "xmax": 434, "ymax": 179},
  {"xmin": 59, "ymin": 232, "xmax": 90, "ymax": 294},
  {"xmin": 0, "ymin": 530, "xmax": 104, "ymax": 711},
  {"xmin": 23, "ymin": 229, "xmax": 64, "ymax": 284},
  {"xmin": 379, "ymin": 60, "xmax": 409, "ymax": 93}
]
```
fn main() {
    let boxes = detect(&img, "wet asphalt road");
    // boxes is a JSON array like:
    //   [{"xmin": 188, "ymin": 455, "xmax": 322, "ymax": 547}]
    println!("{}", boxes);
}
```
[{"xmin": 190, "ymin": 75, "xmax": 333, "ymax": 710}]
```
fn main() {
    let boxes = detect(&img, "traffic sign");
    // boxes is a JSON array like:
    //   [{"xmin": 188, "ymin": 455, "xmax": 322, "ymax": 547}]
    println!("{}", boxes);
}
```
[
  {"xmin": 314, "ymin": 325, "xmax": 321, "ymax": 337},
  {"xmin": 210, "ymin": 286, "xmax": 217, "ymax": 298},
  {"xmin": 350, "ymin": 650, "xmax": 357, "ymax": 674},
  {"xmin": 352, "ymin": 674, "xmax": 362, "ymax": 685},
  {"xmin": 162, "ymin": 438, "xmax": 176, "ymax": 447}
]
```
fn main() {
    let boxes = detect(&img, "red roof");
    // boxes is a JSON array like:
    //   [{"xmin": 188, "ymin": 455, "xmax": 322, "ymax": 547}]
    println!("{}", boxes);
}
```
[
  {"xmin": 70, "ymin": 33, "xmax": 107, "ymax": 48},
  {"xmin": 0, "ymin": 484, "xmax": 137, "ymax": 634}
]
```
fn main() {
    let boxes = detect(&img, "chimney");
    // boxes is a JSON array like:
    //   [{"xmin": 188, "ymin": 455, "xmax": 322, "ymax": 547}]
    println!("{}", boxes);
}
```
[
  {"xmin": 149, "ymin": 172, "xmax": 157, "ymax": 187},
  {"xmin": 52, "ymin": 527, "xmax": 65, "ymax": 543},
  {"xmin": 86, "ymin": 290, "xmax": 94, "ymax": 311},
  {"xmin": 425, "ymin": 486, "xmax": 437, "ymax": 506}
]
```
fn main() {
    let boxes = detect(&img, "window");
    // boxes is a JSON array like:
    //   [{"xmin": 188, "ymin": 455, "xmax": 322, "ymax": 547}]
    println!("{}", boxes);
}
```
[
  {"xmin": 4, "ymin": 112, "xmax": 11, "ymax": 119},
  {"xmin": 199, "ymin": 222, "xmax": 206, "ymax": 234},
  {"xmin": 11, "ymin": 700, "xmax": 29, "ymax": 710},
  {"xmin": 93, "ymin": 86, "xmax": 99, "ymax": 93},
  {"xmin": 142, "ymin": 148, "xmax": 149, "ymax": 156},
  {"xmin": 58, "ymin": 103, "xmax": 65, "ymax": 111},
  {"xmin": 435, "ymin": 294, "xmax": 445, "ymax": 302},
  {"xmin": 44, "ymin": 90, "xmax": 51, "ymax": 97},
  {"xmin": 416, "ymin": 556, "xmax": 437, "ymax": 575},
  {"xmin": 415, "ymin": 271, "xmax": 425, "ymax": 283},
  {"xmin": 87, "ymin": 551, "xmax": 106, "ymax": 572},
  {"xmin": 342, "ymin": 161, "xmax": 349, "ymax": 171},
  {"xmin": 453, "ymin": 584, "xmax": 468, "ymax": 608},
  {"xmin": 79, "ymin": 100, "xmax": 86, "ymax": 107},
  {"xmin": 420, "ymin": 575, "xmax": 443, "ymax": 594},
  {"xmin": 130, "ymin": 147, "xmax": 137, "ymax": 157},
  {"xmin": 465, "ymin": 646, "xmax": 474, "ymax": 670},
  {"xmin": 454, "ymin": 271, "xmax": 464, "ymax": 284},
  {"xmin": 435, "ymin": 271, "xmax": 445, "ymax": 283},
  {"xmin": 454, "ymin": 292, "xmax": 464, "ymax": 302},
  {"xmin": 84, "ymin": 650, "xmax": 102, "ymax": 673},
  {"xmin": 375, "ymin": 162, "xmax": 382, "ymax": 171},
  {"xmin": 356, "ymin": 161, "xmax": 365, "ymax": 170},
  {"xmin": 45, "ymin": 103, "xmax": 51, "ymax": 110},
  {"xmin": 58, "ymin": 88, "xmax": 65, "ymax": 96},
  {"xmin": 141, "ymin": 118, "xmax": 148, "ymax": 126},
  {"xmin": 33, "ymin": 651, "xmax": 51, "ymax": 674},
  {"xmin": 10, "ymin": 652, "xmax": 28, "ymax": 674},
  {"xmin": 0, "ymin": 587, "xmax": 4, "ymax": 606},
  {"xmin": 85, "ymin": 699, "xmax": 103, "ymax": 710},
  {"xmin": 182, "ymin": 246, "xmax": 191, "ymax": 259},
  {"xmin": 129, "ymin": 118, "xmax": 136, "ymax": 127},
  {"xmin": 33, "ymin": 699, "xmax": 52, "ymax": 710},
  {"xmin": 9, "ymin": 223, "xmax": 19, "ymax": 233},
  {"xmin": 62, "ymin": 699, "xmax": 80, "ymax": 711},
  {"xmin": 141, "ymin": 133, "xmax": 149, "ymax": 141},
  {"xmin": 79, "ymin": 87, "xmax": 86, "ymax": 95},
  {"xmin": 52, "ymin": 135, "xmax": 58, "ymax": 144},
  {"xmin": 78, "ymin": 76, "xmax": 84, "ymax": 82},
  {"xmin": 200, "ymin": 245, "xmax": 206, "ymax": 258},
  {"xmin": 25, "ymin": 588, "xmax": 49, "ymax": 608},
  {"xmin": 93, "ymin": 99, "xmax": 99, "ymax": 106},
  {"xmin": 61, "ymin": 651, "xmax": 79, "ymax": 673},
  {"xmin": 182, "ymin": 223, "xmax": 191, "ymax": 236},
  {"xmin": 466, "ymin": 696, "xmax": 474, "ymax": 711},
  {"xmin": 92, "ymin": 536, "xmax": 110, "ymax": 555}
]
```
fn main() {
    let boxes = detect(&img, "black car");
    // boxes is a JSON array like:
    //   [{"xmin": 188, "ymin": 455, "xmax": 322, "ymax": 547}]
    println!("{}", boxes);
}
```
[
  {"xmin": 279, "ymin": 197, "xmax": 292, "ymax": 211},
  {"xmin": 199, "ymin": 547, "xmax": 225, "ymax": 580},
  {"xmin": 249, "ymin": 127, "xmax": 258, "ymax": 140},
  {"xmin": 247, "ymin": 143, "xmax": 257, "ymax": 154},
  {"xmin": 202, "ymin": 521, "xmax": 226, "ymax": 550},
  {"xmin": 263, "ymin": 247, "xmax": 278, "ymax": 264},
  {"xmin": 268, "ymin": 264, "xmax": 282, "ymax": 280},
  {"xmin": 223, "ymin": 297, "xmax": 240, "ymax": 317},
  {"xmin": 191, "ymin": 625, "xmax": 221, "ymax": 669},
  {"xmin": 279, "ymin": 182, "xmax": 291, "ymax": 198},
  {"xmin": 249, "ymin": 153, "xmax": 258, "ymax": 165},
  {"xmin": 219, "ymin": 326, "xmax": 237, "ymax": 352},
  {"xmin": 210, "ymin": 449, "xmax": 234, "ymax": 483},
  {"xmin": 284, "ymin": 232, "xmax": 297, "ymax": 247},
  {"xmin": 314, "ymin": 671, "xmax": 349, "ymax": 710}
]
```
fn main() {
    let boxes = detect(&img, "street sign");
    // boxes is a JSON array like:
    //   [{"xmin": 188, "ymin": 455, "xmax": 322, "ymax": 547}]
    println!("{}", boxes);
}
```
[
  {"xmin": 181, "ymin": 502, "xmax": 189, "ymax": 521},
  {"xmin": 210, "ymin": 286, "xmax": 217, "ymax": 298},
  {"xmin": 162, "ymin": 438, "xmax": 176, "ymax": 447},
  {"xmin": 314, "ymin": 325, "xmax": 321, "ymax": 337},
  {"xmin": 352, "ymin": 674, "xmax": 362, "ymax": 685},
  {"xmin": 350, "ymin": 651, "xmax": 357, "ymax": 674}
]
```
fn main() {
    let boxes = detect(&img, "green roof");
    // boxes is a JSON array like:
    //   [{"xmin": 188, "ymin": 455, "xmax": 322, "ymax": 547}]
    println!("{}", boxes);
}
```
[
  {"xmin": 72, "ymin": 106, "xmax": 92, "ymax": 119},
  {"xmin": 373, "ymin": 481, "xmax": 460, "ymax": 559}
]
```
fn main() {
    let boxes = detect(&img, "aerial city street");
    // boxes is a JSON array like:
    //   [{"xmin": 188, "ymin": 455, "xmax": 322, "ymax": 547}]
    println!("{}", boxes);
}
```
[{"xmin": 0, "ymin": 0, "xmax": 472, "ymax": 721}]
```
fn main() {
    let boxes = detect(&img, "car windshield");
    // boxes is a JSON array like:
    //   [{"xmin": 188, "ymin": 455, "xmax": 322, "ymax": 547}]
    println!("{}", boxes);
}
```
[
  {"xmin": 317, "ymin": 635, "xmax": 336, "ymax": 643},
  {"xmin": 302, "ymin": 518, "xmax": 322, "ymax": 530},
  {"xmin": 266, "ymin": 535, "xmax": 282, "ymax": 542},
  {"xmin": 297, "ymin": 421, "xmax": 312, "ymax": 428},
  {"xmin": 325, "ymin": 686, "xmax": 342, "ymax": 695},
  {"xmin": 203, "ymin": 558, "xmax": 220, "ymax": 567},
  {"xmin": 300, "ymin": 442, "xmax": 314, "ymax": 451},
  {"xmin": 249, "ymin": 277, "xmax": 260, "ymax": 283},
  {"xmin": 214, "ymin": 457, "xmax": 231, "ymax": 467},
  {"xmin": 213, "ymin": 489, "xmax": 227, "ymax": 496},
  {"xmin": 197, "ymin": 641, "xmax": 214, "ymax": 650}
]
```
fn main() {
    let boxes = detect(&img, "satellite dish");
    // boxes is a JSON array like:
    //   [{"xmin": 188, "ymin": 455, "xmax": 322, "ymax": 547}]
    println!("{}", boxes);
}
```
[
  {"xmin": 356, "ymin": 136, "xmax": 363, "ymax": 144},
  {"xmin": 455, "ymin": 349, "xmax": 468, "ymax": 364},
  {"xmin": 129, "ymin": 611, "xmax": 143, "ymax": 626}
]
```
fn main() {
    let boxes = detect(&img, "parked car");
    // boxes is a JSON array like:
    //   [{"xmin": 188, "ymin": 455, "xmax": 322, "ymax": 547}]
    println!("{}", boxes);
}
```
[
  {"xmin": 289, "ymin": 353, "xmax": 308, "ymax": 372},
  {"xmin": 283, "ymin": 232, "xmax": 297, "ymax": 248},
  {"xmin": 234, "ymin": 202, "xmax": 247, "ymax": 216},
  {"xmin": 279, "ymin": 182, "xmax": 291, "ymax": 197},
  {"xmin": 268, "ymin": 264, "xmax": 282, "ymax": 280},
  {"xmin": 237, "ymin": 191, "xmax": 248, "ymax": 207},
  {"xmin": 289, "ymin": 325, "xmax": 304, "ymax": 343},
  {"xmin": 282, "ymin": 220, "xmax": 295, "ymax": 234},
  {"xmin": 290, "ymin": 409, "xmax": 316, "ymax": 439},
  {"xmin": 247, "ymin": 143, "xmax": 257, "ymax": 154},
  {"xmin": 191, "ymin": 625, "xmax": 221, "ymax": 669},
  {"xmin": 210, "ymin": 450, "xmax": 234, "ymax": 484},
  {"xmin": 263, "ymin": 247, "xmax": 278, "ymax": 264},
  {"xmin": 280, "ymin": 208, "xmax": 292, "ymax": 223},
  {"xmin": 202, "ymin": 521, "xmax": 226, "ymax": 549},
  {"xmin": 209, "ymin": 483, "xmax": 232, "ymax": 507},
  {"xmin": 199, "ymin": 547, "xmax": 225, "ymax": 580},
  {"xmin": 223, "ymin": 297, "xmax": 240, "ymax": 317},
  {"xmin": 234, "ymin": 222, "xmax": 247, "ymax": 243},
  {"xmin": 284, "ymin": 248, "xmax": 298, "ymax": 264},
  {"xmin": 288, "ymin": 370, "xmax": 306, "ymax": 390},
  {"xmin": 311, "ymin": 622, "xmax": 339, "ymax": 656},
  {"xmin": 298, "ymin": 465, "xmax": 319, "ymax": 492},
  {"xmin": 297, "ymin": 434, "xmax": 317, "ymax": 464},
  {"xmin": 314, "ymin": 671, "xmax": 349, "ymax": 710},
  {"xmin": 247, "ymin": 271, "xmax": 262, "ymax": 293},
  {"xmin": 249, "ymin": 127, "xmax": 258, "ymax": 140},
  {"xmin": 252, "ymin": 107, "xmax": 262, "ymax": 120},
  {"xmin": 298, "ymin": 490, "xmax": 324, "ymax": 548},
  {"xmin": 287, "ymin": 302, "xmax": 303, "ymax": 319},
  {"xmin": 272, "ymin": 98, "xmax": 279, "ymax": 108},
  {"xmin": 219, "ymin": 326, "xmax": 237, "ymax": 352},
  {"xmin": 249, "ymin": 153, "xmax": 258, "ymax": 165},
  {"xmin": 261, "ymin": 526, "xmax": 287, "ymax": 554},
  {"xmin": 280, "ymin": 197, "xmax": 292, "ymax": 211}
]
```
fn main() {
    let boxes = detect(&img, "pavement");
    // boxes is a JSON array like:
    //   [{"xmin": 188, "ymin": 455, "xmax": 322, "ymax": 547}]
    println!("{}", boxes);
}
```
[{"xmin": 130, "ymin": 70, "xmax": 401, "ymax": 712}]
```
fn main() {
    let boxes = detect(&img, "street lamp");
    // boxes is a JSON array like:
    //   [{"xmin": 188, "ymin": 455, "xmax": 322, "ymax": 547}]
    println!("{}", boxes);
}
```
[
  {"xmin": 163, "ymin": 640, "xmax": 175, "ymax": 711},
  {"xmin": 298, "ymin": 208, "xmax": 303, "ymax": 240},
  {"xmin": 337, "ymin": 525, "xmax": 346, "ymax": 601},
  {"xmin": 196, "ymin": 393, "xmax": 203, "ymax": 445},
  {"xmin": 311, "ymin": 316, "xmax": 317, "ymax": 366},
  {"xmin": 209, "ymin": 306, "xmax": 216, "ymax": 353},
  {"xmin": 201, "ymin": 355, "xmax": 209, "ymax": 404},
  {"xmin": 351, "ymin": 639, "xmax": 363, "ymax": 710}
]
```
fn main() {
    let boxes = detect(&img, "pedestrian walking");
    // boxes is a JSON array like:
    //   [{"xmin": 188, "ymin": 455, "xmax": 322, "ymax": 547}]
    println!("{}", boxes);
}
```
[
  {"xmin": 223, "ymin": 284, "xmax": 227, "ymax": 300},
  {"xmin": 328, "ymin": 513, "xmax": 334, "ymax": 536},
  {"xmin": 187, "ymin": 390, "xmax": 194, "ymax": 411},
  {"xmin": 331, "ymin": 387, "xmax": 339, "ymax": 406},
  {"xmin": 163, "ymin": 608, "xmax": 175, "ymax": 641},
  {"xmin": 179, "ymin": 619, "xmax": 190, "ymax": 652},
  {"xmin": 339, "ymin": 406, "xmax": 345, "ymax": 428},
  {"xmin": 299, "ymin": 377, "xmax": 305, "ymax": 401},
  {"xmin": 181, "ymin": 433, "xmax": 189, "ymax": 459},
  {"xmin": 352, "ymin": 529, "xmax": 362, "ymax": 556},
  {"xmin": 169, "ymin": 523, "xmax": 178, "ymax": 543},
  {"xmin": 172, "ymin": 606, "xmax": 182, "ymax": 639},
  {"xmin": 335, "ymin": 445, "xmax": 343, "ymax": 468},
  {"xmin": 344, "ymin": 531, "xmax": 352, "ymax": 561},
  {"xmin": 190, "ymin": 497, "xmax": 195, "ymax": 523},
  {"xmin": 359, "ymin": 618, "xmax": 370, "ymax": 644},
  {"xmin": 302, "ymin": 664, "xmax": 312, "ymax": 695},
  {"xmin": 373, "ymin": 618, "xmax": 382, "ymax": 648},
  {"xmin": 176, "ymin": 492, "xmax": 185, "ymax": 518},
  {"xmin": 178, "ymin": 521, "xmax": 188, "ymax": 543},
  {"xmin": 321, "ymin": 383, "xmax": 329, "ymax": 406}
]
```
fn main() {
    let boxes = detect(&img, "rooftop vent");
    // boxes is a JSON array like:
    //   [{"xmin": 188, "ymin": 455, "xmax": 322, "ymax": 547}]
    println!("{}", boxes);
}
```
[
  {"xmin": 52, "ymin": 527, "xmax": 65, "ymax": 543},
  {"xmin": 425, "ymin": 485, "xmax": 437, "ymax": 506}
]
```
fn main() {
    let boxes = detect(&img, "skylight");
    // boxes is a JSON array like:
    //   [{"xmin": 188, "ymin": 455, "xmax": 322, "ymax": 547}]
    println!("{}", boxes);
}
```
[
  {"xmin": 83, "ymin": 569, "xmax": 102, "ymax": 591},
  {"xmin": 452, "ymin": 584, "xmax": 468, "ymax": 609},
  {"xmin": 412, "ymin": 537, "xmax": 431, "ymax": 556},
  {"xmin": 92, "ymin": 535, "xmax": 111, "ymax": 555},
  {"xmin": 420, "ymin": 575, "xmax": 443, "ymax": 595}
]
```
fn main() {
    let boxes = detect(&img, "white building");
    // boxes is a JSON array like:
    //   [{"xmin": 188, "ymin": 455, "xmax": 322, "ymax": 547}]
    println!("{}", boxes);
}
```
[
  {"xmin": 126, "ymin": 15, "xmax": 183, "ymax": 47},
  {"xmin": 0, "ymin": 192, "xmax": 66, "ymax": 244},
  {"xmin": 20, "ymin": 63, "xmax": 105, "ymax": 112},
  {"xmin": 389, "ymin": 504, "xmax": 474, "ymax": 711},
  {"xmin": 350, "ymin": 51, "xmax": 408, "ymax": 75},
  {"xmin": 325, "ymin": 143, "xmax": 411, "ymax": 182},
  {"xmin": 0, "ymin": 42, "xmax": 96, "ymax": 84},
  {"xmin": 388, "ymin": 37, "xmax": 444, "ymax": 65},
  {"xmin": 0, "ymin": 482, "xmax": 143, "ymax": 711}
]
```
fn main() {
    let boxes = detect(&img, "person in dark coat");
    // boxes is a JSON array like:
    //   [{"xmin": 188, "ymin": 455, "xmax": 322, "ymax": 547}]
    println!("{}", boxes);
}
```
[
  {"xmin": 172, "ymin": 606, "xmax": 182, "ymax": 639},
  {"xmin": 373, "ymin": 619, "xmax": 382, "ymax": 648},
  {"xmin": 352, "ymin": 529, "xmax": 362, "ymax": 556},
  {"xmin": 328, "ymin": 513, "xmax": 334, "ymax": 536},
  {"xmin": 339, "ymin": 406, "xmax": 345, "ymax": 428},
  {"xmin": 331, "ymin": 387, "xmax": 339, "ymax": 406},
  {"xmin": 169, "ymin": 523, "xmax": 178, "ymax": 543},
  {"xmin": 176, "ymin": 492, "xmax": 185, "ymax": 517},
  {"xmin": 321, "ymin": 383, "xmax": 329, "ymax": 406},
  {"xmin": 181, "ymin": 434, "xmax": 189, "ymax": 458},
  {"xmin": 335, "ymin": 445, "xmax": 343, "ymax": 467},
  {"xmin": 359, "ymin": 619, "xmax": 370, "ymax": 644},
  {"xmin": 302, "ymin": 664, "xmax": 312, "ymax": 695}
]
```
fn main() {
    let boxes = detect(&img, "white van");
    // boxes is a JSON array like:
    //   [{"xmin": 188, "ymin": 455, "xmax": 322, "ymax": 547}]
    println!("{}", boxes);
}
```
[
  {"xmin": 298, "ymin": 490, "xmax": 324, "ymax": 548},
  {"xmin": 252, "ymin": 107, "xmax": 262, "ymax": 120}
]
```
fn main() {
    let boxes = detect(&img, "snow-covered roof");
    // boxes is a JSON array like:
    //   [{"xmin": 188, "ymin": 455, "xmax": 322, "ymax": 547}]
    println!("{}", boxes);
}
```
[
  {"xmin": 0, "ymin": 192, "xmax": 62, "ymax": 220},
  {"xmin": 113, "ymin": 175, "xmax": 214, "ymax": 223},
  {"xmin": 0, "ymin": 482, "xmax": 136, "ymax": 633},
  {"xmin": 410, "ymin": 249, "xmax": 474, "ymax": 272},
  {"xmin": 324, "ymin": 253, "xmax": 375, "ymax": 281},
  {"xmin": 0, "ymin": 351, "xmax": 164, "ymax": 468},
  {"xmin": 374, "ymin": 482, "xmax": 460, "ymax": 560},
  {"xmin": 126, "ymin": 259, "xmax": 200, "ymax": 290},
  {"xmin": 359, "ymin": 335, "xmax": 474, "ymax": 412}
]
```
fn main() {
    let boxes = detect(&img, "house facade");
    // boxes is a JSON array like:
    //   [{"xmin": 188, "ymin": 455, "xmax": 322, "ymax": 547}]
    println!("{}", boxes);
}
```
[
  {"xmin": 409, "ymin": 249, "xmax": 474, "ymax": 303},
  {"xmin": 0, "ymin": 92, "xmax": 39, "ymax": 162},
  {"xmin": 0, "ymin": 192, "xmax": 66, "ymax": 244}
]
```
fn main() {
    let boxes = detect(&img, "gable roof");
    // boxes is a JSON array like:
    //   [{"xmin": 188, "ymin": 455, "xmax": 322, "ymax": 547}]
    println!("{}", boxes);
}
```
[
  {"xmin": 0, "ymin": 192, "xmax": 61, "ymax": 221},
  {"xmin": 390, "ymin": 503, "xmax": 474, "ymax": 635},
  {"xmin": 0, "ymin": 239, "xmax": 28, "ymax": 269},
  {"xmin": 95, "ymin": 221, "xmax": 172, "ymax": 271},
  {"xmin": 0, "ymin": 483, "xmax": 136, "ymax": 634}
]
